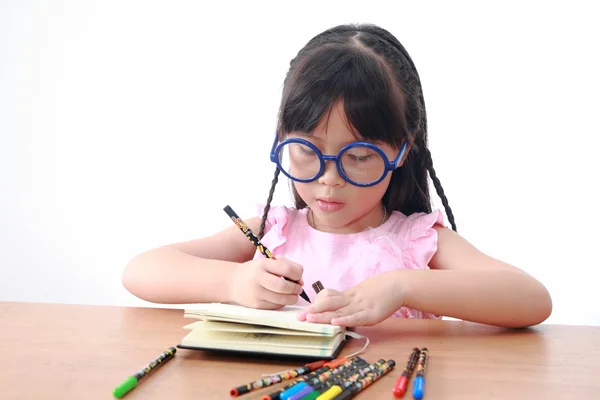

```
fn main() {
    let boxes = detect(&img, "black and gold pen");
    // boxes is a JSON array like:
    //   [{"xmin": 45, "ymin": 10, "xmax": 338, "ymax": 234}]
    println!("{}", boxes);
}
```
[{"xmin": 223, "ymin": 205, "xmax": 311, "ymax": 303}]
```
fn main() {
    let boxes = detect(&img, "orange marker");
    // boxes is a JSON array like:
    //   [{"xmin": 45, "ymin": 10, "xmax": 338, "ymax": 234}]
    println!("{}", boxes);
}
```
[{"xmin": 392, "ymin": 348, "xmax": 420, "ymax": 397}]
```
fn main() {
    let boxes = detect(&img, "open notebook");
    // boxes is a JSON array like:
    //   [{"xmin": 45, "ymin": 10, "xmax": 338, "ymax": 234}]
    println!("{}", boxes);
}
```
[{"xmin": 177, "ymin": 303, "xmax": 347, "ymax": 360}]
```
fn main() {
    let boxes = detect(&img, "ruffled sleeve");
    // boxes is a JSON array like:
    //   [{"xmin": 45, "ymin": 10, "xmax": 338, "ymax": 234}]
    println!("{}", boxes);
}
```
[
  {"xmin": 404, "ymin": 209, "xmax": 445, "ymax": 269},
  {"xmin": 254, "ymin": 204, "xmax": 292, "ymax": 256}
]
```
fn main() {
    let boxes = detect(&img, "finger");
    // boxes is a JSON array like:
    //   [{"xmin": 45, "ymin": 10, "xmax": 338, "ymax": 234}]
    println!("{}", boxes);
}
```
[
  {"xmin": 259, "ymin": 287, "xmax": 300, "ymax": 307},
  {"xmin": 260, "ymin": 272, "xmax": 304, "ymax": 295},
  {"xmin": 264, "ymin": 257, "xmax": 304, "ymax": 282},
  {"xmin": 297, "ymin": 289, "xmax": 343, "ymax": 320},
  {"xmin": 304, "ymin": 289, "xmax": 344, "ymax": 314},
  {"xmin": 305, "ymin": 302, "xmax": 358, "ymax": 324},
  {"xmin": 330, "ymin": 310, "xmax": 373, "ymax": 327},
  {"xmin": 255, "ymin": 300, "xmax": 285, "ymax": 310},
  {"xmin": 304, "ymin": 310, "xmax": 340, "ymax": 324}
]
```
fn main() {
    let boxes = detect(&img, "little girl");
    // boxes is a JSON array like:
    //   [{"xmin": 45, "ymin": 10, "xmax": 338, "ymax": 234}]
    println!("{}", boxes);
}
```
[{"xmin": 122, "ymin": 23, "xmax": 552, "ymax": 328}]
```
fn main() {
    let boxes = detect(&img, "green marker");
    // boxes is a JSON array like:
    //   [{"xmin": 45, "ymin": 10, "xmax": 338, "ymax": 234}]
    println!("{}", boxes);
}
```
[{"xmin": 113, "ymin": 346, "xmax": 177, "ymax": 398}]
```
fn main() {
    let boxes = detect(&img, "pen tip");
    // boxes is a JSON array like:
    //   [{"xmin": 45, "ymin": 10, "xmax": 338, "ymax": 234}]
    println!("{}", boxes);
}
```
[{"xmin": 301, "ymin": 292, "xmax": 311, "ymax": 303}]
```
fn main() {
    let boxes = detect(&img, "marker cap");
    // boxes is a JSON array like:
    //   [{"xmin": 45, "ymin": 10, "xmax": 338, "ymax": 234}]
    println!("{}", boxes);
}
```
[
  {"xmin": 113, "ymin": 376, "xmax": 138, "ymax": 398},
  {"xmin": 279, "ymin": 382, "xmax": 308, "ymax": 399},
  {"xmin": 392, "ymin": 376, "xmax": 408, "ymax": 398},
  {"xmin": 413, "ymin": 376, "xmax": 425, "ymax": 399}
]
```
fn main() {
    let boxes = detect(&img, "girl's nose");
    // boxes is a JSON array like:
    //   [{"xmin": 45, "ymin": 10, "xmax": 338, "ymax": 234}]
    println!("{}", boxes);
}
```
[{"xmin": 317, "ymin": 161, "xmax": 345, "ymax": 187}]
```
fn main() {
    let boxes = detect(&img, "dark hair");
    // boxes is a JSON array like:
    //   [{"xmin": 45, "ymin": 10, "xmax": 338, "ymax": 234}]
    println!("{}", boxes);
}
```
[{"xmin": 258, "ymin": 23, "xmax": 456, "ymax": 238}]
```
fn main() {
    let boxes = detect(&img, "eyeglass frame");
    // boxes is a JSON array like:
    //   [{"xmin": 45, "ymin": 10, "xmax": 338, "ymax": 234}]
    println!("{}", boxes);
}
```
[{"xmin": 269, "ymin": 131, "xmax": 411, "ymax": 187}]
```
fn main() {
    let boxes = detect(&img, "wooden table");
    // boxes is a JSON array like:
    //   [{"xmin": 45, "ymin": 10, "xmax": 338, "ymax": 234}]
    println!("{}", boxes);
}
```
[{"xmin": 1, "ymin": 302, "xmax": 598, "ymax": 399}]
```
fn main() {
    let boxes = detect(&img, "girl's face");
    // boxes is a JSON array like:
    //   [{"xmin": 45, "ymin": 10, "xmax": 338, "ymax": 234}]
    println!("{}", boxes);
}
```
[{"xmin": 291, "ymin": 102, "xmax": 399, "ymax": 234}]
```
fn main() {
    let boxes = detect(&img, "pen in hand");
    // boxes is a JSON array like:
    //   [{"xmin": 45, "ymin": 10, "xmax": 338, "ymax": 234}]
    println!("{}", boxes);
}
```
[{"xmin": 223, "ymin": 205, "xmax": 311, "ymax": 303}]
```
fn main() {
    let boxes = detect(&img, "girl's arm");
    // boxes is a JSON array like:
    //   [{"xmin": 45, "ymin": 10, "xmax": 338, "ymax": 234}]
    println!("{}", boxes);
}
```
[
  {"xmin": 121, "ymin": 217, "xmax": 261, "ymax": 304},
  {"xmin": 300, "ymin": 224, "xmax": 552, "ymax": 328},
  {"xmin": 401, "ymin": 225, "xmax": 553, "ymax": 328}
]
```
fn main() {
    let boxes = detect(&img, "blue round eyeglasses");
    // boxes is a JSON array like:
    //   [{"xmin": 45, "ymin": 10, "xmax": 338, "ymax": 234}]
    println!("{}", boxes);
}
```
[{"xmin": 269, "ymin": 133, "xmax": 410, "ymax": 187}]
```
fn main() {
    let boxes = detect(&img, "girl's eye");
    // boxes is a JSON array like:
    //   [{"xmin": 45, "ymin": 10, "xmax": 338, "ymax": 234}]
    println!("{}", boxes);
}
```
[
  {"xmin": 288, "ymin": 143, "xmax": 318, "ymax": 158},
  {"xmin": 346, "ymin": 150, "xmax": 374, "ymax": 162},
  {"xmin": 299, "ymin": 146, "xmax": 316, "ymax": 155},
  {"xmin": 348, "ymin": 154, "xmax": 370, "ymax": 162}
]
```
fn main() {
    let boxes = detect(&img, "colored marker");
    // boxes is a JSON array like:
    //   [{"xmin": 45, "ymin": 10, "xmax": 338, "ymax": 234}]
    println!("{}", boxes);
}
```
[
  {"xmin": 334, "ymin": 359, "xmax": 397, "ymax": 400},
  {"xmin": 315, "ymin": 385, "xmax": 342, "ymax": 400},
  {"xmin": 301, "ymin": 358, "xmax": 365, "ymax": 389},
  {"xmin": 412, "ymin": 348, "xmax": 429, "ymax": 399},
  {"xmin": 280, "ymin": 382, "xmax": 309, "ymax": 399},
  {"xmin": 230, "ymin": 360, "xmax": 326, "ymax": 396},
  {"xmin": 288, "ymin": 385, "xmax": 317, "ymax": 400},
  {"xmin": 112, "ymin": 347, "xmax": 176, "ymax": 398},
  {"xmin": 339, "ymin": 359, "xmax": 387, "ymax": 387},
  {"xmin": 224, "ymin": 205, "xmax": 310, "ymax": 303},
  {"xmin": 392, "ymin": 348, "xmax": 420, "ymax": 398},
  {"xmin": 298, "ymin": 360, "xmax": 385, "ymax": 400},
  {"xmin": 329, "ymin": 359, "xmax": 387, "ymax": 397},
  {"xmin": 261, "ymin": 358, "xmax": 352, "ymax": 400},
  {"xmin": 292, "ymin": 359, "xmax": 369, "ymax": 400},
  {"xmin": 288, "ymin": 371, "xmax": 347, "ymax": 400},
  {"xmin": 280, "ymin": 358, "xmax": 362, "ymax": 400}
]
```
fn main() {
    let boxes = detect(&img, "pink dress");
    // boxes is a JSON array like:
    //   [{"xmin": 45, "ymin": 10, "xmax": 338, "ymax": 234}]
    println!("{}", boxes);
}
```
[{"xmin": 253, "ymin": 205, "xmax": 444, "ymax": 319}]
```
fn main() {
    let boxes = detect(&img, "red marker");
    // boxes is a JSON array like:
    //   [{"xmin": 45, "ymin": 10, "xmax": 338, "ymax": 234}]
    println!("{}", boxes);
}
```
[{"xmin": 392, "ymin": 348, "xmax": 420, "ymax": 397}]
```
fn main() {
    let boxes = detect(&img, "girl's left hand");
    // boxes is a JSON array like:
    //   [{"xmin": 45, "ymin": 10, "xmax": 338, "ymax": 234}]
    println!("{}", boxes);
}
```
[{"xmin": 297, "ymin": 271, "xmax": 405, "ymax": 326}]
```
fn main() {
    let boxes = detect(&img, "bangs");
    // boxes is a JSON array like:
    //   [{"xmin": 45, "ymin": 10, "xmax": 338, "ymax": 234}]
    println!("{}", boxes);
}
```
[{"xmin": 278, "ymin": 44, "xmax": 408, "ymax": 149}]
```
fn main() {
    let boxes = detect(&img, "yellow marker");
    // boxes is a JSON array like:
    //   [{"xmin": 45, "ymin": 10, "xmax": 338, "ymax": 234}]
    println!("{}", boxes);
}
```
[{"xmin": 316, "ymin": 385, "xmax": 343, "ymax": 400}]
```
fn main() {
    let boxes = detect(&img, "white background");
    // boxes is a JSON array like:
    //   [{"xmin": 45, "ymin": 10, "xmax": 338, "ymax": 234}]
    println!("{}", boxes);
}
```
[{"xmin": 1, "ymin": 1, "xmax": 598, "ymax": 326}]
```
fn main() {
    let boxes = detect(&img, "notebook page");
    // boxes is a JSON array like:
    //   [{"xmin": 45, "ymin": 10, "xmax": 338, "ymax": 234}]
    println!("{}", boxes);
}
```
[
  {"xmin": 184, "ymin": 303, "xmax": 342, "ymax": 335},
  {"xmin": 181, "ymin": 329, "xmax": 343, "ymax": 351},
  {"xmin": 183, "ymin": 320, "xmax": 332, "ymax": 337}
]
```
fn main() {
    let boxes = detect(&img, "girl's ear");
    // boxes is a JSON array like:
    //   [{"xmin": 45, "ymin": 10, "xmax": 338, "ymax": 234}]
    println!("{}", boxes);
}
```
[
  {"xmin": 399, "ymin": 143, "xmax": 412, "ymax": 166},
  {"xmin": 395, "ymin": 138, "xmax": 413, "ymax": 168},
  {"xmin": 396, "ymin": 128, "xmax": 415, "ymax": 167}
]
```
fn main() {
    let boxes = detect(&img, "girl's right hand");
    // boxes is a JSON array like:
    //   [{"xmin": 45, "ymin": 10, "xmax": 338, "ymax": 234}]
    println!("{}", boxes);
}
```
[{"xmin": 229, "ymin": 257, "xmax": 305, "ymax": 309}]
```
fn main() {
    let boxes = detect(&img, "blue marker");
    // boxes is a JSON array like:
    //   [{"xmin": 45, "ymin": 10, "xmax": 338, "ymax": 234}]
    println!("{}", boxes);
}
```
[
  {"xmin": 279, "ymin": 382, "xmax": 308, "ymax": 399},
  {"xmin": 285, "ymin": 384, "xmax": 314, "ymax": 400},
  {"xmin": 412, "ymin": 348, "xmax": 428, "ymax": 399}
]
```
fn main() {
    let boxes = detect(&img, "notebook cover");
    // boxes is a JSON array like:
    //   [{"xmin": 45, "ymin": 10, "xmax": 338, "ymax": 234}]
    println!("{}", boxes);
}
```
[{"xmin": 177, "ymin": 338, "xmax": 347, "ymax": 362}]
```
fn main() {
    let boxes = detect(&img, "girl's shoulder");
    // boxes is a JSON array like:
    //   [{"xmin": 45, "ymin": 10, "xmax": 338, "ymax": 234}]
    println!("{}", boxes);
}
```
[
  {"xmin": 373, "ymin": 208, "xmax": 445, "ymax": 269},
  {"xmin": 384, "ymin": 208, "xmax": 445, "ymax": 244},
  {"xmin": 254, "ymin": 204, "xmax": 307, "ymax": 256},
  {"xmin": 256, "ymin": 203, "xmax": 307, "ymax": 234}
]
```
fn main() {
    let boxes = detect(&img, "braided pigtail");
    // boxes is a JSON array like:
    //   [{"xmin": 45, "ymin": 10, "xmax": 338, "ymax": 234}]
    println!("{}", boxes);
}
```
[
  {"xmin": 258, "ymin": 167, "xmax": 280, "ymax": 239},
  {"xmin": 423, "ymin": 148, "xmax": 457, "ymax": 231}
]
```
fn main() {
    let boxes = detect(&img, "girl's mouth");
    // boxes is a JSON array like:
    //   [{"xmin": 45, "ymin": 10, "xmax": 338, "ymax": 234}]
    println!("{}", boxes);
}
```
[{"xmin": 315, "ymin": 198, "xmax": 344, "ymax": 212}]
